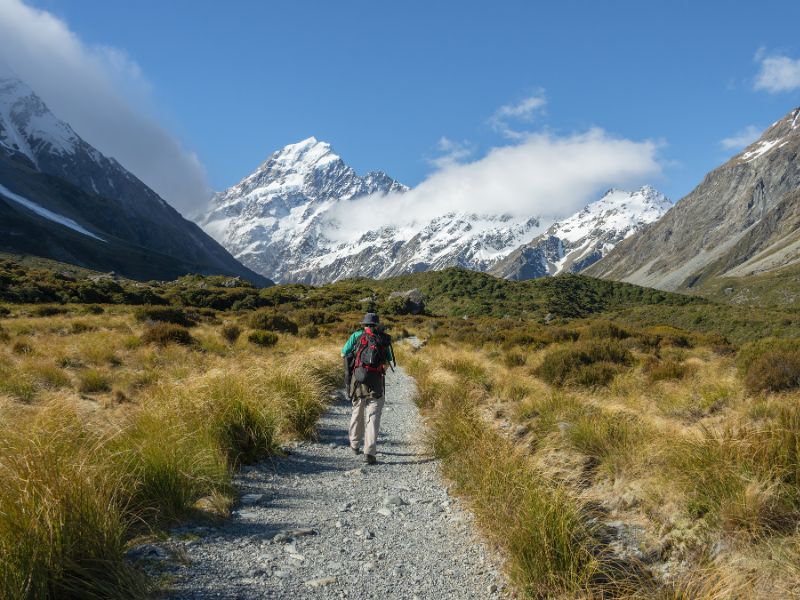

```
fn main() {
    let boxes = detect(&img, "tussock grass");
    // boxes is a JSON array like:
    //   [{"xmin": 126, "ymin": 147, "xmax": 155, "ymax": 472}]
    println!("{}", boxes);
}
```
[
  {"xmin": 0, "ymin": 309, "xmax": 340, "ymax": 598},
  {"xmin": 0, "ymin": 407, "xmax": 149, "ymax": 599},
  {"xmin": 78, "ymin": 369, "xmax": 112, "ymax": 393},
  {"xmin": 414, "ymin": 369, "xmax": 600, "ymax": 597},
  {"xmin": 567, "ymin": 410, "xmax": 648, "ymax": 475},
  {"xmin": 248, "ymin": 330, "xmax": 278, "ymax": 347}
]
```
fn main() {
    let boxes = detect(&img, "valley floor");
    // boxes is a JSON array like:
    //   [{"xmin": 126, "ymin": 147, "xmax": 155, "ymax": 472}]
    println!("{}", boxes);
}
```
[{"xmin": 167, "ymin": 367, "xmax": 508, "ymax": 599}]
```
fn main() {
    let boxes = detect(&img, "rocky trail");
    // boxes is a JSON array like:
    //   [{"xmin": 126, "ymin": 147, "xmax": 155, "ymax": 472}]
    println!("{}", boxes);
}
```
[{"xmin": 165, "ymin": 367, "xmax": 509, "ymax": 599}]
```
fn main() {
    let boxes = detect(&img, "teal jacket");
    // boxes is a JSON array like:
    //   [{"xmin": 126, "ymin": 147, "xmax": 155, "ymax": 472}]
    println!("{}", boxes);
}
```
[{"xmin": 341, "ymin": 328, "xmax": 395, "ymax": 365}]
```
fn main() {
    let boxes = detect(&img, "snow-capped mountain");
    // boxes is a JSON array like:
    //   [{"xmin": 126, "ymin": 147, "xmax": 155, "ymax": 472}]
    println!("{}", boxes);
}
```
[
  {"xmin": 198, "ymin": 138, "xmax": 540, "ymax": 284},
  {"xmin": 0, "ymin": 75, "xmax": 268, "ymax": 284},
  {"xmin": 490, "ymin": 186, "xmax": 672, "ymax": 280},
  {"xmin": 199, "ymin": 138, "xmax": 671, "ymax": 284}
]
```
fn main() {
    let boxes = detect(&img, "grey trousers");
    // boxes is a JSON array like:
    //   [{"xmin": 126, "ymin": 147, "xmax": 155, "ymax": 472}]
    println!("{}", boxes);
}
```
[{"xmin": 348, "ymin": 381, "xmax": 385, "ymax": 457}]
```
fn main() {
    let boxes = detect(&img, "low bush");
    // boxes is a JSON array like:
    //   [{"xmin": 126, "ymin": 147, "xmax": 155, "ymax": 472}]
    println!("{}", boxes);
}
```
[
  {"xmin": 581, "ymin": 320, "xmax": 630, "ymax": 340},
  {"xmin": 292, "ymin": 308, "xmax": 339, "ymax": 326},
  {"xmin": 744, "ymin": 351, "xmax": 800, "ymax": 394},
  {"xmin": 134, "ymin": 306, "xmax": 194, "ymax": 327},
  {"xmin": 645, "ymin": 325, "xmax": 693, "ymax": 348},
  {"xmin": 535, "ymin": 340, "xmax": 632, "ymax": 387},
  {"xmin": 249, "ymin": 311, "xmax": 298, "ymax": 335},
  {"xmin": 34, "ymin": 305, "xmax": 68, "ymax": 317},
  {"xmin": 299, "ymin": 324, "xmax": 319, "ymax": 338},
  {"xmin": 248, "ymin": 330, "xmax": 278, "ymax": 347},
  {"xmin": 738, "ymin": 338, "xmax": 800, "ymax": 394},
  {"xmin": 141, "ymin": 323, "xmax": 194, "ymax": 346},
  {"xmin": 220, "ymin": 323, "xmax": 241, "ymax": 344}
]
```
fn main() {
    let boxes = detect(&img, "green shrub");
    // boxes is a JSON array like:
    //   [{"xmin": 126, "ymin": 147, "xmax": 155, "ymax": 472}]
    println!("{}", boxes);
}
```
[
  {"xmin": 34, "ymin": 305, "xmax": 68, "ymax": 317},
  {"xmin": 744, "ymin": 351, "xmax": 800, "ymax": 394},
  {"xmin": 248, "ymin": 330, "xmax": 278, "ymax": 347},
  {"xmin": 299, "ymin": 324, "xmax": 319, "ymax": 338},
  {"xmin": 249, "ymin": 311, "xmax": 298, "ymax": 334},
  {"xmin": 220, "ymin": 323, "xmax": 241, "ymax": 344},
  {"xmin": 78, "ymin": 369, "xmax": 111, "ymax": 393},
  {"xmin": 141, "ymin": 323, "xmax": 194, "ymax": 346},
  {"xmin": 134, "ymin": 306, "xmax": 194, "ymax": 327},
  {"xmin": 738, "ymin": 338, "xmax": 800, "ymax": 394},
  {"xmin": 582, "ymin": 320, "xmax": 630, "ymax": 340},
  {"xmin": 646, "ymin": 325, "xmax": 693, "ymax": 348},
  {"xmin": 292, "ymin": 309, "xmax": 339, "ymax": 326},
  {"xmin": 535, "ymin": 340, "xmax": 632, "ymax": 387}
]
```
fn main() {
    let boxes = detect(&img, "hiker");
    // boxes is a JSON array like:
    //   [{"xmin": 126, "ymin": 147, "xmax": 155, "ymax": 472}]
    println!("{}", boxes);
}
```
[{"xmin": 341, "ymin": 312, "xmax": 395, "ymax": 465}]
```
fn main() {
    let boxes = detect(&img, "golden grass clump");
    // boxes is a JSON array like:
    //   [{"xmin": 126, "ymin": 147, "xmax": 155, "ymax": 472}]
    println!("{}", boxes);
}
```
[{"xmin": 0, "ymin": 308, "xmax": 340, "ymax": 598}]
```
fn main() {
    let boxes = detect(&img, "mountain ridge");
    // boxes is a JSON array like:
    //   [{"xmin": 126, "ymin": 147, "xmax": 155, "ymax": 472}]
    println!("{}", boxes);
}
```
[
  {"xmin": 199, "ymin": 138, "xmax": 666, "ymax": 284},
  {"xmin": 0, "ymin": 75, "xmax": 270, "ymax": 285},
  {"xmin": 586, "ymin": 106, "xmax": 800, "ymax": 295}
]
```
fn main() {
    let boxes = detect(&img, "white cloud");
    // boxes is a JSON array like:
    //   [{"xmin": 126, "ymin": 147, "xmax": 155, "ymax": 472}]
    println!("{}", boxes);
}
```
[
  {"xmin": 754, "ymin": 50, "xmax": 800, "ymax": 93},
  {"xmin": 0, "ymin": 0, "xmax": 210, "ymax": 215},
  {"xmin": 327, "ymin": 128, "xmax": 662, "ymax": 241},
  {"xmin": 428, "ymin": 137, "xmax": 475, "ymax": 169},
  {"xmin": 489, "ymin": 91, "xmax": 547, "ymax": 138},
  {"xmin": 720, "ymin": 125, "xmax": 762, "ymax": 151}
]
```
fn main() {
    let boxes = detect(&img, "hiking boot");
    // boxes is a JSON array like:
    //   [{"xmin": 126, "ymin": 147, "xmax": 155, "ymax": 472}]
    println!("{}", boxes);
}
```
[
  {"xmin": 365, "ymin": 454, "xmax": 377, "ymax": 465},
  {"xmin": 351, "ymin": 446, "xmax": 363, "ymax": 455}
]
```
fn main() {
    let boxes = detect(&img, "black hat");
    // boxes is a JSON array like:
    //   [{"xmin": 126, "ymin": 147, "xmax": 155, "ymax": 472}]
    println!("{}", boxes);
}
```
[{"xmin": 361, "ymin": 312, "xmax": 380, "ymax": 326}]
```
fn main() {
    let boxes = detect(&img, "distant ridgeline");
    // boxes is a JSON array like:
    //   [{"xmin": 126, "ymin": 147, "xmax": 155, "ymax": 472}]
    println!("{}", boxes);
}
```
[{"xmin": 0, "ymin": 256, "xmax": 698, "ymax": 316}]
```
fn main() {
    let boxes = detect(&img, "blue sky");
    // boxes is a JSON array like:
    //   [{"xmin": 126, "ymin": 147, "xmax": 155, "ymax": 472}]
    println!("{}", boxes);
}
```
[{"xmin": 13, "ymin": 0, "xmax": 800, "ymax": 209}]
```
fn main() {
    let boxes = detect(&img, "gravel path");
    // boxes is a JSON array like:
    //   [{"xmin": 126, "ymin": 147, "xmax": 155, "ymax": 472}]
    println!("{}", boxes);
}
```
[{"xmin": 167, "ymin": 366, "xmax": 509, "ymax": 599}]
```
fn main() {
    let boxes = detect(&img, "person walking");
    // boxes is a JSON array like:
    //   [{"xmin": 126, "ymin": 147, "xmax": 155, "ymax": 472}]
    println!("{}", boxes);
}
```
[{"xmin": 341, "ymin": 313, "xmax": 395, "ymax": 465}]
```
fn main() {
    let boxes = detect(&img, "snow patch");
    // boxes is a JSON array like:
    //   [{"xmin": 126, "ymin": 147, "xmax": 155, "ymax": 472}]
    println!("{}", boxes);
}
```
[{"xmin": 0, "ymin": 183, "xmax": 106, "ymax": 241}]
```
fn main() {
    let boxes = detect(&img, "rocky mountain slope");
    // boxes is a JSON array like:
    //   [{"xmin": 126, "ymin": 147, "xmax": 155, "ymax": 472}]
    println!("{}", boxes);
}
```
[
  {"xmin": 586, "ymin": 107, "xmax": 800, "ymax": 294},
  {"xmin": 490, "ymin": 186, "xmax": 671, "ymax": 280},
  {"xmin": 199, "ymin": 139, "xmax": 664, "ymax": 284},
  {"xmin": 0, "ymin": 76, "xmax": 269, "ymax": 284}
]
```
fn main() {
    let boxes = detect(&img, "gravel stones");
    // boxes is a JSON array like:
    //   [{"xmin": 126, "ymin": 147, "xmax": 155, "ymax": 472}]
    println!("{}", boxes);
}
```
[{"xmin": 168, "ymin": 367, "xmax": 508, "ymax": 599}]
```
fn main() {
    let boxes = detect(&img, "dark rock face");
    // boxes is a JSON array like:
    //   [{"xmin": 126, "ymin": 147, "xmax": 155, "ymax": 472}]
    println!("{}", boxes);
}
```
[
  {"xmin": 587, "ymin": 107, "xmax": 800, "ymax": 292},
  {"xmin": 0, "ymin": 76, "xmax": 269, "ymax": 285}
]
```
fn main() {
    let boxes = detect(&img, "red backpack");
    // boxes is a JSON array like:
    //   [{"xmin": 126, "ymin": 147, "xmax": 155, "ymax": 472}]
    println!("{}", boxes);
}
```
[{"xmin": 354, "ymin": 327, "xmax": 387, "ymax": 373}]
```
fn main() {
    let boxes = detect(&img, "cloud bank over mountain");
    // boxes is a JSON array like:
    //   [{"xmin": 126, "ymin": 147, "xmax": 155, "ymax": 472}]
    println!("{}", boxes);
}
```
[
  {"xmin": 326, "ymin": 128, "xmax": 662, "ymax": 241},
  {"xmin": 0, "ymin": 0, "xmax": 210, "ymax": 215}
]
